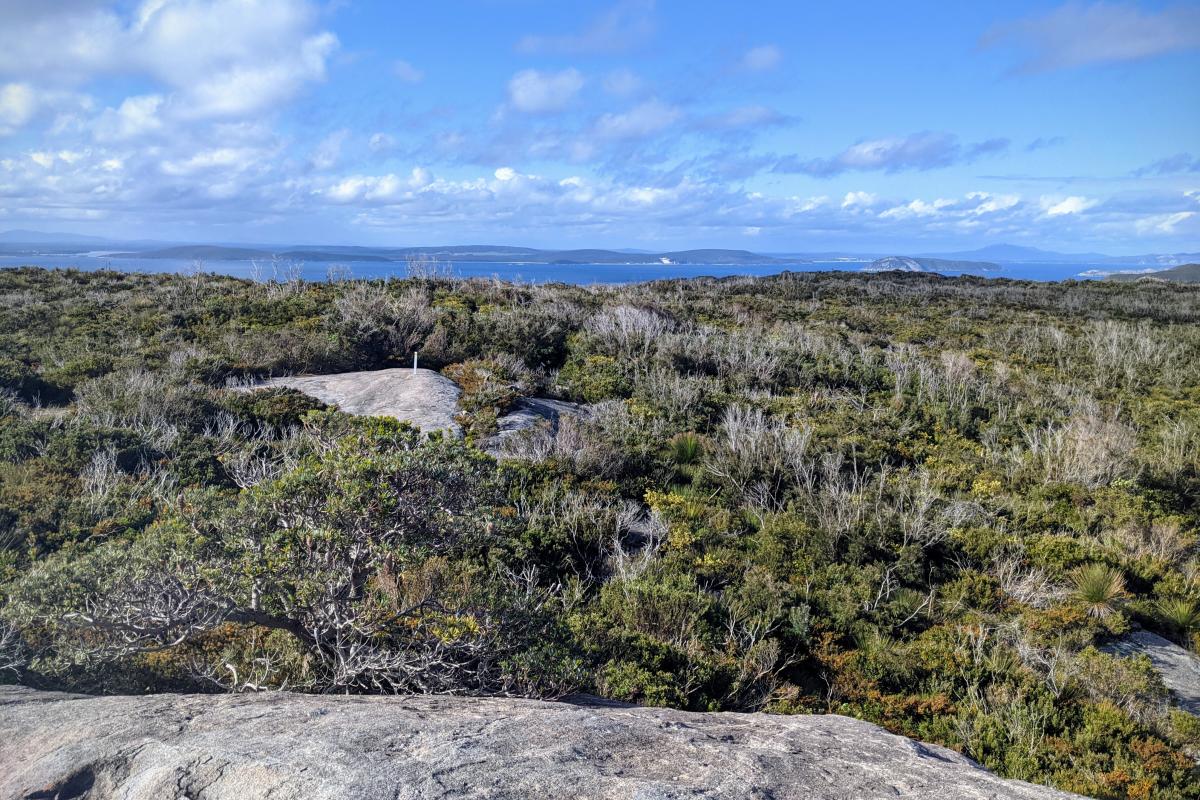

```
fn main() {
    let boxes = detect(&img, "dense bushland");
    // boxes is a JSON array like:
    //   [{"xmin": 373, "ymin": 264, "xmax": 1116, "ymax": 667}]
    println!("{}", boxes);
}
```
[{"xmin": 1, "ymin": 266, "xmax": 1199, "ymax": 797}]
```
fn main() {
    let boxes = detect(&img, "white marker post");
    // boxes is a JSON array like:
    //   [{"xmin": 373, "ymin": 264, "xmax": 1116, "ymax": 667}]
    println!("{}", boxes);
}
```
[{"xmin": 413, "ymin": 351, "xmax": 418, "ymax": 373}]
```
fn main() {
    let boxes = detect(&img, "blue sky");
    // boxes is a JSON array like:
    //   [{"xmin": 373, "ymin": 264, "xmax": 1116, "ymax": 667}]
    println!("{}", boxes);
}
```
[{"xmin": 0, "ymin": 0, "xmax": 1197, "ymax": 253}]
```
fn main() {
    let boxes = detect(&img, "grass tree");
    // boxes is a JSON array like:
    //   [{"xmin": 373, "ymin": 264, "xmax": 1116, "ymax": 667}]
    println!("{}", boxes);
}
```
[{"xmin": 1069, "ymin": 563, "xmax": 1129, "ymax": 620}]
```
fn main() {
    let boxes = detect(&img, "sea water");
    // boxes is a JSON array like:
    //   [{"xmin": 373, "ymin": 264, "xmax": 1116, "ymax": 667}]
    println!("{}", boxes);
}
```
[{"xmin": 0, "ymin": 254, "xmax": 1156, "ymax": 284}]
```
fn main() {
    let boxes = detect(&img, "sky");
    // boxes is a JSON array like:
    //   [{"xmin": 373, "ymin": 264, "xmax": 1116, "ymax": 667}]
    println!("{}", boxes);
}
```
[{"xmin": 0, "ymin": 0, "xmax": 1198, "ymax": 253}]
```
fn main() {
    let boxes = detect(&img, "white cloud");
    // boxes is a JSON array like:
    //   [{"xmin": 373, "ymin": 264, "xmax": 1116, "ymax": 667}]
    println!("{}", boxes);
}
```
[
  {"xmin": 741, "ymin": 44, "xmax": 782, "ymax": 71},
  {"xmin": 841, "ymin": 191, "xmax": 877, "ymax": 209},
  {"xmin": 506, "ymin": 68, "xmax": 585, "ymax": 113},
  {"xmin": 93, "ymin": 94, "xmax": 164, "ymax": 141},
  {"xmin": 0, "ymin": 0, "xmax": 338, "ymax": 119},
  {"xmin": 594, "ymin": 99, "xmax": 680, "ymax": 139},
  {"xmin": 1135, "ymin": 211, "xmax": 1195, "ymax": 235},
  {"xmin": 1041, "ymin": 195, "xmax": 1098, "ymax": 216},
  {"xmin": 324, "ymin": 168, "xmax": 435, "ymax": 203},
  {"xmin": 311, "ymin": 128, "xmax": 350, "ymax": 170},
  {"xmin": 879, "ymin": 198, "xmax": 954, "ymax": 219},
  {"xmin": 161, "ymin": 147, "xmax": 267, "ymax": 176},
  {"xmin": 966, "ymin": 191, "xmax": 1020, "ymax": 215},
  {"xmin": 0, "ymin": 83, "xmax": 37, "ymax": 134},
  {"xmin": 393, "ymin": 60, "xmax": 424, "ymax": 84},
  {"xmin": 178, "ymin": 31, "xmax": 338, "ymax": 118},
  {"xmin": 784, "ymin": 196, "xmax": 828, "ymax": 215}
]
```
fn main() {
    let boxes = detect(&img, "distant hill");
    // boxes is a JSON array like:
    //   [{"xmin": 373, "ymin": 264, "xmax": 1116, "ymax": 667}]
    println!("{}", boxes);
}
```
[
  {"xmin": 381, "ymin": 246, "xmax": 785, "ymax": 264},
  {"xmin": 1106, "ymin": 263, "xmax": 1200, "ymax": 283},
  {"xmin": 110, "ymin": 244, "xmax": 788, "ymax": 265},
  {"xmin": 922, "ymin": 244, "xmax": 1110, "ymax": 263},
  {"xmin": 0, "ymin": 229, "xmax": 112, "ymax": 245},
  {"xmin": 110, "ymin": 245, "xmax": 274, "ymax": 260},
  {"xmin": 922, "ymin": 243, "xmax": 1200, "ymax": 266},
  {"xmin": 661, "ymin": 249, "xmax": 783, "ymax": 264},
  {"xmin": 863, "ymin": 256, "xmax": 1000, "ymax": 273},
  {"xmin": 1095, "ymin": 253, "xmax": 1200, "ymax": 266},
  {"xmin": 109, "ymin": 245, "xmax": 392, "ymax": 262}
]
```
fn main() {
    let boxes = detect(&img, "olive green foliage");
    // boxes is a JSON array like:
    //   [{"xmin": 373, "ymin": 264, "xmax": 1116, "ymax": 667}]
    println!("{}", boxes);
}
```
[
  {"xmin": 444, "ymin": 356, "xmax": 539, "ymax": 440},
  {"xmin": 1, "ymin": 267, "xmax": 1199, "ymax": 796}
]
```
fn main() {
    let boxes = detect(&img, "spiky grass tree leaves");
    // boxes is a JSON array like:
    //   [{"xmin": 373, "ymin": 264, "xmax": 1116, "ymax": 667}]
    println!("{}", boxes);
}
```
[
  {"xmin": 1069, "ymin": 563, "xmax": 1129, "ymax": 619},
  {"xmin": 1155, "ymin": 597, "xmax": 1200, "ymax": 637}
]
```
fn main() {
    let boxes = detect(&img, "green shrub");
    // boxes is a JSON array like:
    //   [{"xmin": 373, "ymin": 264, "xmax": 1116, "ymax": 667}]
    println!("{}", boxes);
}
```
[{"xmin": 558, "ymin": 354, "xmax": 629, "ymax": 402}]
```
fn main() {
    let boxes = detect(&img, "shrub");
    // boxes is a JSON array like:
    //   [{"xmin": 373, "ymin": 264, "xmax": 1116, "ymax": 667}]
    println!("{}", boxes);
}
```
[{"xmin": 557, "ymin": 353, "xmax": 629, "ymax": 402}]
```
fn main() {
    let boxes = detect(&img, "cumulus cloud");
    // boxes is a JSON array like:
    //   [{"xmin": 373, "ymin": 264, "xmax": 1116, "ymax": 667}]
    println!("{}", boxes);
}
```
[
  {"xmin": 982, "ymin": 2, "xmax": 1200, "ymax": 72},
  {"xmin": 0, "ymin": 83, "xmax": 37, "ymax": 135},
  {"xmin": 776, "ymin": 132, "xmax": 1009, "ymax": 177},
  {"xmin": 841, "ymin": 191, "xmax": 878, "ymax": 209},
  {"xmin": 93, "ymin": 94, "xmax": 164, "ymax": 141},
  {"xmin": 877, "ymin": 192, "xmax": 1024, "ymax": 222},
  {"xmin": 879, "ymin": 198, "xmax": 955, "ymax": 220},
  {"xmin": 1040, "ymin": 195, "xmax": 1099, "ymax": 216},
  {"xmin": 966, "ymin": 191, "xmax": 1021, "ymax": 215},
  {"xmin": 517, "ymin": 0, "xmax": 655, "ymax": 54},
  {"xmin": 740, "ymin": 44, "xmax": 782, "ymax": 72},
  {"xmin": 506, "ymin": 68, "xmax": 585, "ymax": 113},
  {"xmin": 323, "ymin": 168, "xmax": 434, "ymax": 203},
  {"xmin": 0, "ymin": 0, "xmax": 338, "ymax": 119},
  {"xmin": 0, "ymin": 82, "xmax": 91, "ymax": 136}
]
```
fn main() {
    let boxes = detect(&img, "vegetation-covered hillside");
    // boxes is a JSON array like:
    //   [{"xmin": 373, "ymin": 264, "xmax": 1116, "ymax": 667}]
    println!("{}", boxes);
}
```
[{"xmin": 1, "ymin": 266, "xmax": 1198, "ymax": 797}]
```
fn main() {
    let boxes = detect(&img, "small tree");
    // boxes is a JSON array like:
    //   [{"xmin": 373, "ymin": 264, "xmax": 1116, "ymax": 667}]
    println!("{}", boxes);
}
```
[{"xmin": 13, "ymin": 413, "xmax": 575, "ymax": 696}]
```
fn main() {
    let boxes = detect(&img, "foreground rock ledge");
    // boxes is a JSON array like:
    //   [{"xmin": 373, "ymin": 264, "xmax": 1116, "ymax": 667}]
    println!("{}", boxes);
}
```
[{"xmin": 0, "ymin": 686, "xmax": 1082, "ymax": 800}]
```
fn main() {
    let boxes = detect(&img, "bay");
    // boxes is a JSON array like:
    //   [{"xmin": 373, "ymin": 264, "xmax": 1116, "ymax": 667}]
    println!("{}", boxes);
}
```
[{"xmin": 0, "ymin": 254, "xmax": 1150, "ymax": 284}]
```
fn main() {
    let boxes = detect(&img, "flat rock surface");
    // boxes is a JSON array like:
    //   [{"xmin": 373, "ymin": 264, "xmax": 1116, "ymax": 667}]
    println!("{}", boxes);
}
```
[
  {"xmin": 0, "ymin": 686, "xmax": 1083, "ymax": 800},
  {"xmin": 484, "ymin": 396, "xmax": 586, "ymax": 454},
  {"xmin": 1105, "ymin": 630, "xmax": 1200, "ymax": 714},
  {"xmin": 240, "ymin": 368, "xmax": 462, "ymax": 435}
]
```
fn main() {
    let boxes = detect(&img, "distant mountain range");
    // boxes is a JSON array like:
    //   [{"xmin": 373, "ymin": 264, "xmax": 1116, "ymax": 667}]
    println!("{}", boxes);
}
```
[
  {"xmin": 1, "ymin": 231, "xmax": 1196, "ymax": 269},
  {"xmin": 0, "ymin": 229, "xmax": 113, "ymax": 245}
]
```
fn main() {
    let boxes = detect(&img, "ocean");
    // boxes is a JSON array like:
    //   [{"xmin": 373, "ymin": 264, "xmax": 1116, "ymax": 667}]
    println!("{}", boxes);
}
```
[{"xmin": 0, "ymin": 254, "xmax": 1153, "ymax": 284}]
